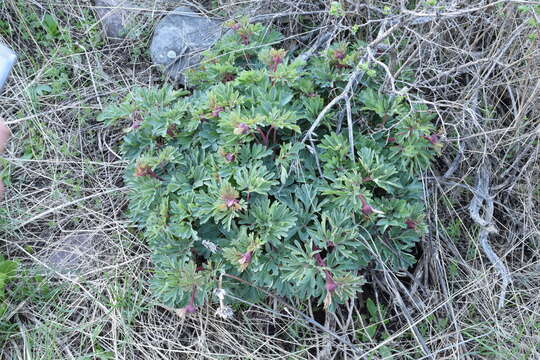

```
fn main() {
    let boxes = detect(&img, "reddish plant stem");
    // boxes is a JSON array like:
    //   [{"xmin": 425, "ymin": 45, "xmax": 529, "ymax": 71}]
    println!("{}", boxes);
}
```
[
  {"xmin": 313, "ymin": 245, "xmax": 327, "ymax": 267},
  {"xmin": 184, "ymin": 285, "xmax": 197, "ymax": 313},
  {"xmin": 358, "ymin": 194, "xmax": 373, "ymax": 216},
  {"xmin": 313, "ymin": 246, "xmax": 337, "ymax": 292},
  {"xmin": 422, "ymin": 134, "xmax": 439, "ymax": 145},
  {"xmin": 269, "ymin": 60, "xmax": 279, "ymax": 86},
  {"xmin": 257, "ymin": 127, "xmax": 269, "ymax": 146},
  {"xmin": 264, "ymin": 126, "xmax": 277, "ymax": 145}
]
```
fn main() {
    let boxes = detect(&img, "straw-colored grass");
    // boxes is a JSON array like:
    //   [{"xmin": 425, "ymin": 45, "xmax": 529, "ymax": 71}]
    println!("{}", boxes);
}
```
[{"xmin": 1, "ymin": 0, "xmax": 538, "ymax": 358}]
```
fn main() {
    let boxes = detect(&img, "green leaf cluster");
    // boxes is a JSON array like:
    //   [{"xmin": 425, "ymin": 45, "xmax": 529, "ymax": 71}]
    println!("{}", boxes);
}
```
[
  {"xmin": 0, "ymin": 256, "xmax": 17, "ymax": 317},
  {"xmin": 100, "ymin": 20, "xmax": 439, "ymax": 311}
]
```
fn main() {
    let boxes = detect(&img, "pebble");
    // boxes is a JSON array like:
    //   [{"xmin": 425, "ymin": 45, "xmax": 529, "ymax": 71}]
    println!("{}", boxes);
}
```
[
  {"xmin": 150, "ymin": 6, "xmax": 223, "ymax": 84},
  {"xmin": 94, "ymin": 0, "xmax": 133, "ymax": 40}
]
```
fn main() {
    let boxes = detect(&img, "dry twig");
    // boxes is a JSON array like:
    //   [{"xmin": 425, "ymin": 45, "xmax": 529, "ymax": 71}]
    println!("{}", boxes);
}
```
[{"xmin": 468, "ymin": 162, "xmax": 512, "ymax": 310}]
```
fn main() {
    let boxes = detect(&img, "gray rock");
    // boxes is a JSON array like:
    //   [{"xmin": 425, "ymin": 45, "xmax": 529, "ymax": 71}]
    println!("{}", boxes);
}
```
[
  {"xmin": 150, "ymin": 6, "xmax": 223, "ymax": 84},
  {"xmin": 94, "ymin": 0, "xmax": 132, "ymax": 40},
  {"xmin": 42, "ymin": 233, "xmax": 100, "ymax": 278}
]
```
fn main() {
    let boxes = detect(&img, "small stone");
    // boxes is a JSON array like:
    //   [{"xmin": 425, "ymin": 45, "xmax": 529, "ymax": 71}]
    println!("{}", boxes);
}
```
[
  {"xmin": 41, "ymin": 233, "xmax": 100, "ymax": 278},
  {"xmin": 94, "ymin": 0, "xmax": 133, "ymax": 40},
  {"xmin": 150, "ymin": 6, "xmax": 223, "ymax": 85}
]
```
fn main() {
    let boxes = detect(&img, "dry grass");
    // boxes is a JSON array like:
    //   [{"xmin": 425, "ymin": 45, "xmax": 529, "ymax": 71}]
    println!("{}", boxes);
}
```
[{"xmin": 0, "ymin": 0, "xmax": 539, "ymax": 359}]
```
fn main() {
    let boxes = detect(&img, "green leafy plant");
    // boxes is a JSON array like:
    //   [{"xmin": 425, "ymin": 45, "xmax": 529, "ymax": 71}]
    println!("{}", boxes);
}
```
[
  {"xmin": 356, "ymin": 298, "xmax": 395, "ymax": 358},
  {"xmin": 360, "ymin": 298, "xmax": 390, "ymax": 341},
  {"xmin": 100, "ymin": 20, "xmax": 439, "ymax": 312},
  {"xmin": 0, "ymin": 256, "xmax": 17, "ymax": 317},
  {"xmin": 329, "ymin": 2, "xmax": 346, "ymax": 17}
]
